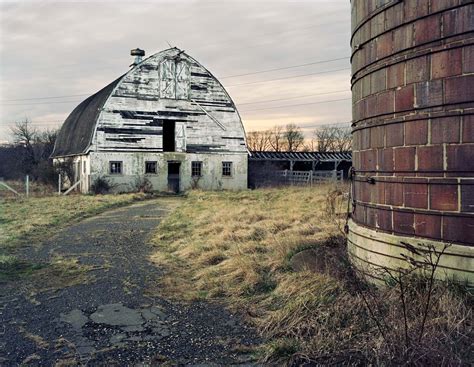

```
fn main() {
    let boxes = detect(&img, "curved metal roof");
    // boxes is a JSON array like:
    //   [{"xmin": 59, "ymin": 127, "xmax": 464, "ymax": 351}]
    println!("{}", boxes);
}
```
[
  {"xmin": 51, "ymin": 76, "xmax": 124, "ymax": 157},
  {"xmin": 51, "ymin": 47, "xmax": 246, "ymax": 158}
]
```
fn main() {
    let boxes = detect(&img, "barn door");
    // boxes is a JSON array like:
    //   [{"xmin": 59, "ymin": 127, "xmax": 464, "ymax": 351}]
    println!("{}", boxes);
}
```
[
  {"xmin": 160, "ymin": 59, "xmax": 176, "ymax": 99},
  {"xmin": 175, "ymin": 123, "xmax": 186, "ymax": 152},
  {"xmin": 176, "ymin": 61, "xmax": 190, "ymax": 99},
  {"xmin": 167, "ymin": 161, "xmax": 180, "ymax": 193}
]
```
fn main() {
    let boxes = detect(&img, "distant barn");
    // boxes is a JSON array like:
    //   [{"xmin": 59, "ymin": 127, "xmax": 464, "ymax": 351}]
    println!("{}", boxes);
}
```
[{"xmin": 52, "ymin": 47, "xmax": 248, "ymax": 193}]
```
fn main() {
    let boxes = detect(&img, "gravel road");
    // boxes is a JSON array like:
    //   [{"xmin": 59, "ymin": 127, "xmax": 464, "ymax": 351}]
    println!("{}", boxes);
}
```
[{"xmin": 0, "ymin": 199, "xmax": 260, "ymax": 366}]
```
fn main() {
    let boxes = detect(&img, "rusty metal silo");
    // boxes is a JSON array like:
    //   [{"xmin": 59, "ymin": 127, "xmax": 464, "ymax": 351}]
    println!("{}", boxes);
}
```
[{"xmin": 348, "ymin": 0, "xmax": 474, "ymax": 283}]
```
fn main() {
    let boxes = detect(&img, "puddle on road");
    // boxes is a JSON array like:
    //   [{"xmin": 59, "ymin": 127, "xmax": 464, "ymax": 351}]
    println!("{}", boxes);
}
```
[{"xmin": 59, "ymin": 303, "xmax": 170, "ymax": 359}]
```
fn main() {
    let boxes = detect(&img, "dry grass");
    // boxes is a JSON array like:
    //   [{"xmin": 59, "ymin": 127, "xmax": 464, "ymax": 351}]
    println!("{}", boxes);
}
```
[
  {"xmin": 151, "ymin": 186, "xmax": 344, "ymax": 300},
  {"xmin": 151, "ymin": 185, "xmax": 472, "ymax": 365},
  {"xmin": 0, "ymin": 193, "xmax": 146, "ymax": 248},
  {"xmin": 0, "ymin": 180, "xmax": 56, "ymax": 198},
  {"xmin": 0, "ymin": 192, "xmax": 147, "ymax": 281}
]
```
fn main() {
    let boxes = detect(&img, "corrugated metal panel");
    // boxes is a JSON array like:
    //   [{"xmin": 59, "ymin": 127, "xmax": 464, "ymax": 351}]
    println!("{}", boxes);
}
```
[{"xmin": 248, "ymin": 151, "xmax": 352, "ymax": 161}]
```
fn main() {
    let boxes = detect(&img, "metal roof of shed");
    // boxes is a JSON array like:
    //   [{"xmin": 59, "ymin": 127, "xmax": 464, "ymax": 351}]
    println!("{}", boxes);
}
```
[{"xmin": 249, "ymin": 151, "xmax": 352, "ymax": 162}]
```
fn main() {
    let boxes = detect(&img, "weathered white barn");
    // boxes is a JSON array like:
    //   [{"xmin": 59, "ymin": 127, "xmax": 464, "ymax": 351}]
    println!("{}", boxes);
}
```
[{"xmin": 52, "ymin": 47, "xmax": 248, "ymax": 193}]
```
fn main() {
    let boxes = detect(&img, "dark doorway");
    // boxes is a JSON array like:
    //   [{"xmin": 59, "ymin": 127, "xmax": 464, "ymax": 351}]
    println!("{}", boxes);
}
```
[
  {"xmin": 163, "ymin": 121, "xmax": 176, "ymax": 152},
  {"xmin": 167, "ymin": 161, "xmax": 180, "ymax": 193}
]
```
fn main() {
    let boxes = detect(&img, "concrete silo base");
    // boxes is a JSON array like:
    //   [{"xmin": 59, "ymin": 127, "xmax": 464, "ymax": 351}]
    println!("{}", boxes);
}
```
[{"xmin": 347, "ymin": 220, "xmax": 474, "ymax": 285}]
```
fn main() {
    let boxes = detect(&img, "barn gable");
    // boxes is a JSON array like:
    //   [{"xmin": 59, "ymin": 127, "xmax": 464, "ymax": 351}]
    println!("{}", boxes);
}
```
[{"xmin": 52, "ymin": 47, "xmax": 246, "ymax": 158}]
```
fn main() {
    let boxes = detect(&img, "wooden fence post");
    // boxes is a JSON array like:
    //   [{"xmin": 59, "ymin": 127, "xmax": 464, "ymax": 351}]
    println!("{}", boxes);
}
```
[
  {"xmin": 25, "ymin": 175, "xmax": 29, "ymax": 198},
  {"xmin": 58, "ymin": 174, "xmax": 62, "ymax": 195}
]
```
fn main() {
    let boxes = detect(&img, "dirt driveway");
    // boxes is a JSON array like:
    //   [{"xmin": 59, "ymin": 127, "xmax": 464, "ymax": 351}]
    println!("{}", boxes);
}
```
[{"xmin": 0, "ymin": 199, "xmax": 260, "ymax": 366}]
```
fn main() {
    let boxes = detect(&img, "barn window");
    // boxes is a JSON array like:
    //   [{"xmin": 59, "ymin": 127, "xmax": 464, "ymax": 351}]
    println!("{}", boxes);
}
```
[
  {"xmin": 145, "ymin": 161, "xmax": 157, "ymax": 174},
  {"xmin": 191, "ymin": 161, "xmax": 202, "ymax": 177},
  {"xmin": 222, "ymin": 162, "xmax": 232, "ymax": 177},
  {"xmin": 110, "ymin": 161, "xmax": 122, "ymax": 174},
  {"xmin": 159, "ymin": 59, "xmax": 190, "ymax": 100}
]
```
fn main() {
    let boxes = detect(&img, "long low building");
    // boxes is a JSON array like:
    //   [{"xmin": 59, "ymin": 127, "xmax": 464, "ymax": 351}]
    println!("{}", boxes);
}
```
[{"xmin": 248, "ymin": 151, "xmax": 352, "ymax": 187}]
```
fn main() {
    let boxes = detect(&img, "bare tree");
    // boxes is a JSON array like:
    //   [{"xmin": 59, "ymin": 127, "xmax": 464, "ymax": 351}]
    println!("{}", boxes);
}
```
[
  {"xmin": 7, "ymin": 119, "xmax": 60, "ymax": 183},
  {"xmin": 246, "ymin": 130, "xmax": 271, "ymax": 152},
  {"xmin": 283, "ymin": 123, "xmax": 305, "ymax": 152},
  {"xmin": 314, "ymin": 125, "xmax": 352, "ymax": 152},
  {"xmin": 268, "ymin": 125, "xmax": 284, "ymax": 152},
  {"xmin": 11, "ymin": 118, "xmax": 37, "ymax": 147},
  {"xmin": 332, "ymin": 125, "xmax": 352, "ymax": 152},
  {"xmin": 303, "ymin": 139, "xmax": 316, "ymax": 152},
  {"xmin": 10, "ymin": 119, "xmax": 38, "ymax": 172}
]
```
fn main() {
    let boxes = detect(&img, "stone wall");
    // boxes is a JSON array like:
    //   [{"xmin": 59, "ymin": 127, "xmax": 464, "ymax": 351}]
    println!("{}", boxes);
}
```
[{"xmin": 88, "ymin": 151, "xmax": 248, "ymax": 192}]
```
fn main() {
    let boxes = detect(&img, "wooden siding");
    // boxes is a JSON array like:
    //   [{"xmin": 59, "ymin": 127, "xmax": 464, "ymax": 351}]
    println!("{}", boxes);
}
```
[{"xmin": 91, "ymin": 48, "xmax": 246, "ymax": 154}]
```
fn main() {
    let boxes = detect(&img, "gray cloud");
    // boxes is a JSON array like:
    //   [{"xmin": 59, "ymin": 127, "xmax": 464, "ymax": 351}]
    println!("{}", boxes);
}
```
[{"xmin": 0, "ymin": 0, "xmax": 350, "ymax": 142}]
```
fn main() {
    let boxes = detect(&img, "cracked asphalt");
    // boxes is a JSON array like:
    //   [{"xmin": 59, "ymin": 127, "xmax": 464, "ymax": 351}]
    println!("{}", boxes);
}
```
[{"xmin": 0, "ymin": 199, "xmax": 261, "ymax": 366}]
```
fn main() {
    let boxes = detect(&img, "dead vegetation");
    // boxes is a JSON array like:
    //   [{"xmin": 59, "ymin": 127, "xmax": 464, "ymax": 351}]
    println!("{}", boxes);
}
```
[
  {"xmin": 0, "ymin": 193, "xmax": 147, "ymax": 281},
  {"xmin": 151, "ymin": 185, "xmax": 472, "ymax": 365},
  {"xmin": 0, "ymin": 193, "xmax": 146, "ymax": 248}
]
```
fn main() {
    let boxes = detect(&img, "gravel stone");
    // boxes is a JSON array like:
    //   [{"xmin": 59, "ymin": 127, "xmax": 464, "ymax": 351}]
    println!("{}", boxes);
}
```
[{"xmin": 0, "ymin": 200, "xmax": 261, "ymax": 365}]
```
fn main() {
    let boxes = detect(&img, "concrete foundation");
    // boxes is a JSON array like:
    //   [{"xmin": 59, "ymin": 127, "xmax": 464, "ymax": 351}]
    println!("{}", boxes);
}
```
[{"xmin": 348, "ymin": 219, "xmax": 474, "ymax": 285}]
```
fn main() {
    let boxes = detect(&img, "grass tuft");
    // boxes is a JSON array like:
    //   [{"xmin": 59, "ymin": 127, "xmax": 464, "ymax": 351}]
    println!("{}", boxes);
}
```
[
  {"xmin": 150, "ymin": 185, "xmax": 472, "ymax": 365},
  {"xmin": 0, "ymin": 192, "xmax": 148, "ymax": 280}
]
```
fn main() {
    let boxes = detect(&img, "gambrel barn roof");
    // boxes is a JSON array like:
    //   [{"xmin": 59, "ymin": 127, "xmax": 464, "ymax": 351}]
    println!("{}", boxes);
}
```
[
  {"xmin": 52, "ymin": 47, "xmax": 246, "ymax": 158},
  {"xmin": 53, "ymin": 76, "xmax": 123, "ymax": 157}
]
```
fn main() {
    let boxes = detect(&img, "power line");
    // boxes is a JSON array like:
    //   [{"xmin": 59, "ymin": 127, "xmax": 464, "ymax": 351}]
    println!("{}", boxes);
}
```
[
  {"xmin": 200, "ymin": 16, "xmax": 348, "ymax": 50},
  {"xmin": 3, "ymin": 97, "xmax": 351, "ymax": 123},
  {"xmin": 1, "ymin": 59, "xmax": 349, "ymax": 102},
  {"xmin": 220, "ymin": 57, "xmax": 349, "ymax": 79},
  {"xmin": 239, "ymin": 97, "xmax": 351, "ymax": 112},
  {"xmin": 2, "ymin": 89, "xmax": 350, "ymax": 107},
  {"xmin": 1, "ymin": 94, "xmax": 90, "ymax": 102},
  {"xmin": 225, "ymin": 68, "xmax": 350, "ymax": 87},
  {"xmin": 2, "ymin": 99, "xmax": 84, "ymax": 106},
  {"xmin": 237, "ymin": 89, "xmax": 349, "ymax": 106}
]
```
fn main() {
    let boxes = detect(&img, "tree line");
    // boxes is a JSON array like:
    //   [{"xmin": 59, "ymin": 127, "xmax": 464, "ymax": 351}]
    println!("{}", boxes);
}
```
[
  {"xmin": 0, "ymin": 120, "xmax": 352, "ymax": 184},
  {"xmin": 245, "ymin": 123, "xmax": 352, "ymax": 152},
  {"xmin": 0, "ymin": 119, "xmax": 62, "ymax": 183}
]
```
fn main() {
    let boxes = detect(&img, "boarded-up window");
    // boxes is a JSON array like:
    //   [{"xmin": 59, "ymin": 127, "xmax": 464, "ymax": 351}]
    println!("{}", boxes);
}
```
[{"xmin": 159, "ymin": 59, "xmax": 189, "ymax": 100}]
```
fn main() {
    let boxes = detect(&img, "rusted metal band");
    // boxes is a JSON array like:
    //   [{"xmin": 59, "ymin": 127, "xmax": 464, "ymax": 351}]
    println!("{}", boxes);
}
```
[
  {"xmin": 353, "ymin": 199, "xmax": 474, "ymax": 220},
  {"xmin": 353, "ymin": 174, "xmax": 474, "ymax": 181},
  {"xmin": 351, "ymin": 36, "xmax": 474, "ymax": 87},
  {"xmin": 350, "ymin": 3, "xmax": 471, "ymax": 63},
  {"xmin": 351, "ymin": 100, "xmax": 474, "ymax": 128},
  {"xmin": 352, "ymin": 109, "xmax": 474, "ymax": 131},
  {"xmin": 350, "ymin": 0, "xmax": 402, "ymax": 45}
]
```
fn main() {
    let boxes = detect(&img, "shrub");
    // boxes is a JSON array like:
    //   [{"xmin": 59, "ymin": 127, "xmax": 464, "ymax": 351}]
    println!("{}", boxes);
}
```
[
  {"xmin": 90, "ymin": 176, "xmax": 111, "ymax": 194},
  {"xmin": 132, "ymin": 175, "xmax": 153, "ymax": 193}
]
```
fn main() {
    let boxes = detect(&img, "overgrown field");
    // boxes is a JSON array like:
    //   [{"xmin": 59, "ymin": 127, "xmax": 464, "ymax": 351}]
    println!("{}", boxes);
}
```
[
  {"xmin": 151, "ymin": 186, "xmax": 472, "ymax": 365},
  {"xmin": 0, "ymin": 193, "xmax": 147, "ymax": 280}
]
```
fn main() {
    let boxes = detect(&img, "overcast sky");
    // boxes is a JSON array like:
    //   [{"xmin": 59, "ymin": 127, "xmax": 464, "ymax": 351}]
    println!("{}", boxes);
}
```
[{"xmin": 0, "ymin": 0, "xmax": 351, "ymax": 142}]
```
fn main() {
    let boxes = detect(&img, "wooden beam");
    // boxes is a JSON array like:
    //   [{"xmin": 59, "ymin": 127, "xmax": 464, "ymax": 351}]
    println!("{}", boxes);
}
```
[
  {"xmin": 63, "ymin": 179, "xmax": 82, "ymax": 196},
  {"xmin": 191, "ymin": 99, "xmax": 227, "ymax": 131},
  {"xmin": 0, "ymin": 181, "xmax": 20, "ymax": 196}
]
